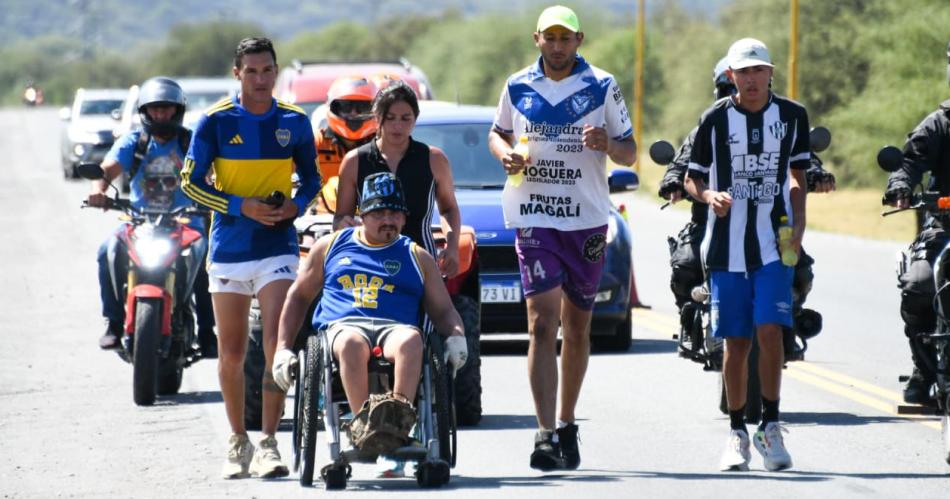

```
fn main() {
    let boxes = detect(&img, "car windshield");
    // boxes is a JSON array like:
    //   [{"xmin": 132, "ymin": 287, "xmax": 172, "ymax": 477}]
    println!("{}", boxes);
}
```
[
  {"xmin": 186, "ymin": 91, "xmax": 232, "ymax": 111},
  {"xmin": 413, "ymin": 122, "xmax": 506, "ymax": 188},
  {"xmin": 80, "ymin": 99, "xmax": 124, "ymax": 116}
]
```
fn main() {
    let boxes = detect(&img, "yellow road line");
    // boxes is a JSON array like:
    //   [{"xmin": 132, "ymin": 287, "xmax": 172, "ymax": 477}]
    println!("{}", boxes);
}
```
[{"xmin": 632, "ymin": 307, "xmax": 943, "ymax": 430}]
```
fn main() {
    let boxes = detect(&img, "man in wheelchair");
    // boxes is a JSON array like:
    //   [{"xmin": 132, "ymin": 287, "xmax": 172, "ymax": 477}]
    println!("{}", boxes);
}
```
[{"xmin": 272, "ymin": 172, "xmax": 468, "ymax": 457}]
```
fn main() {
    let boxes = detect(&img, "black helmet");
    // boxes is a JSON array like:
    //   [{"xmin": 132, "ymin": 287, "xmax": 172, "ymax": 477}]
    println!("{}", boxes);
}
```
[
  {"xmin": 359, "ymin": 172, "xmax": 408, "ymax": 215},
  {"xmin": 137, "ymin": 77, "xmax": 186, "ymax": 137},
  {"xmin": 712, "ymin": 56, "xmax": 736, "ymax": 100}
]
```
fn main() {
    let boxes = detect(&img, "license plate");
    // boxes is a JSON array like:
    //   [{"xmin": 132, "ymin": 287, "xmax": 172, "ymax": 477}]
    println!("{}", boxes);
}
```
[{"xmin": 481, "ymin": 283, "xmax": 522, "ymax": 303}]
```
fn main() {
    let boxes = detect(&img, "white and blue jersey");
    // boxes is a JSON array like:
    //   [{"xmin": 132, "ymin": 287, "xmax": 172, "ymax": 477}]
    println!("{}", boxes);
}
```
[
  {"xmin": 105, "ymin": 130, "xmax": 202, "ymax": 230},
  {"xmin": 312, "ymin": 228, "xmax": 426, "ymax": 331},
  {"xmin": 493, "ymin": 55, "xmax": 633, "ymax": 230}
]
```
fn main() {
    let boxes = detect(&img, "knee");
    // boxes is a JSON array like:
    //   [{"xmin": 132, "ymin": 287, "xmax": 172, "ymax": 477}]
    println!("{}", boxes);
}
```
[
  {"xmin": 337, "ymin": 336, "xmax": 370, "ymax": 365},
  {"xmin": 218, "ymin": 342, "xmax": 245, "ymax": 371},
  {"xmin": 395, "ymin": 334, "xmax": 423, "ymax": 361}
]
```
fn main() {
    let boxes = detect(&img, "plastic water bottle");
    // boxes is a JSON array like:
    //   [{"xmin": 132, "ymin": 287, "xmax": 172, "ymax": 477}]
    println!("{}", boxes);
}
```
[
  {"xmin": 509, "ymin": 135, "xmax": 530, "ymax": 187},
  {"xmin": 778, "ymin": 215, "xmax": 798, "ymax": 266}
]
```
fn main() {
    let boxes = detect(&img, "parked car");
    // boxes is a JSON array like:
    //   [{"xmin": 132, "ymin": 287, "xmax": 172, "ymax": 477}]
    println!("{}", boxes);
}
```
[
  {"xmin": 60, "ymin": 88, "xmax": 127, "ymax": 178},
  {"xmin": 413, "ymin": 102, "xmax": 639, "ymax": 351},
  {"xmin": 274, "ymin": 58, "xmax": 435, "ymax": 119}
]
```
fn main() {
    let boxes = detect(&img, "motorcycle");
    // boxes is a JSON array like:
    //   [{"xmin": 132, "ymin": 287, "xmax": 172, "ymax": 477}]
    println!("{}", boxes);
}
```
[
  {"xmin": 879, "ymin": 145, "xmax": 950, "ymax": 465},
  {"xmin": 650, "ymin": 126, "xmax": 832, "ymax": 423},
  {"xmin": 78, "ymin": 162, "xmax": 207, "ymax": 406}
]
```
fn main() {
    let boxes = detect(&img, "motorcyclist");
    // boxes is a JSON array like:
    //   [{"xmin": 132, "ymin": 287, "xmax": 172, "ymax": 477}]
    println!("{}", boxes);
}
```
[
  {"xmin": 881, "ymin": 41, "xmax": 950, "ymax": 404},
  {"xmin": 88, "ymin": 76, "xmax": 216, "ymax": 356},
  {"xmin": 312, "ymin": 76, "xmax": 379, "ymax": 213},
  {"xmin": 23, "ymin": 79, "xmax": 43, "ymax": 107},
  {"xmin": 659, "ymin": 56, "xmax": 834, "ymax": 359}
]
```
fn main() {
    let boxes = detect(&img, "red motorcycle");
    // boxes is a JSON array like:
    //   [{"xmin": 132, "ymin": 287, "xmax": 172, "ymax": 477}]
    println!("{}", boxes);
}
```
[{"xmin": 79, "ymin": 163, "xmax": 207, "ymax": 406}]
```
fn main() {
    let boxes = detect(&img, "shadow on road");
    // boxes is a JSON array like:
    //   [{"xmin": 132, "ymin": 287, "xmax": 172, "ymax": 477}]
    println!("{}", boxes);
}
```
[
  {"xmin": 160, "ymin": 390, "xmax": 224, "ymax": 405},
  {"xmin": 480, "ymin": 338, "xmax": 673, "ymax": 356},
  {"xmin": 465, "ymin": 413, "xmax": 539, "ymax": 431},
  {"xmin": 782, "ymin": 411, "xmax": 938, "ymax": 427}
]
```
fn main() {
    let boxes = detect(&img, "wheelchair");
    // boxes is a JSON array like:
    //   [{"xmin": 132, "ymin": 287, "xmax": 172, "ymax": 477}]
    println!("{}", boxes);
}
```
[{"xmin": 291, "ymin": 326, "xmax": 457, "ymax": 489}]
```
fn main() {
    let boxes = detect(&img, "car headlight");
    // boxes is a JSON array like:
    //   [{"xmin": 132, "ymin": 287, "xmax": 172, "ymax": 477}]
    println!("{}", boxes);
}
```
[
  {"xmin": 73, "ymin": 143, "xmax": 86, "ymax": 157},
  {"xmin": 134, "ymin": 235, "xmax": 173, "ymax": 269},
  {"xmin": 606, "ymin": 215, "xmax": 618, "ymax": 243}
]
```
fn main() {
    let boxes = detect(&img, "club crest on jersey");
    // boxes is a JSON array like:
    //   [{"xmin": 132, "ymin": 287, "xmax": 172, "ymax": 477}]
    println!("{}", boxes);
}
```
[
  {"xmin": 570, "ymin": 93, "xmax": 592, "ymax": 115},
  {"xmin": 383, "ymin": 259, "xmax": 401, "ymax": 276},
  {"xmin": 275, "ymin": 129, "xmax": 291, "ymax": 147},
  {"xmin": 768, "ymin": 121, "xmax": 788, "ymax": 141},
  {"xmin": 751, "ymin": 128, "xmax": 761, "ymax": 145}
]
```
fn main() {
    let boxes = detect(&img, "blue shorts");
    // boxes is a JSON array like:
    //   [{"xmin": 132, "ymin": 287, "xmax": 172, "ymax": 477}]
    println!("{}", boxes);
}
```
[{"xmin": 710, "ymin": 260, "xmax": 793, "ymax": 338}]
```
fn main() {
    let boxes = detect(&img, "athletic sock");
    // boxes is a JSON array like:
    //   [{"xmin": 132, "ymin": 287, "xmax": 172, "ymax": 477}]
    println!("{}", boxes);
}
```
[
  {"xmin": 729, "ymin": 407, "xmax": 746, "ymax": 433},
  {"xmin": 760, "ymin": 398, "xmax": 780, "ymax": 429}
]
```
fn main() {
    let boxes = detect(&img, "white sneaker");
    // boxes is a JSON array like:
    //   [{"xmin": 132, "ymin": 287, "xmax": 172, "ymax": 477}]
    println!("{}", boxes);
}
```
[
  {"xmin": 221, "ymin": 433, "xmax": 254, "ymax": 479},
  {"xmin": 249, "ymin": 435, "xmax": 289, "ymax": 478},
  {"xmin": 753, "ymin": 422, "xmax": 793, "ymax": 471},
  {"xmin": 719, "ymin": 429, "xmax": 751, "ymax": 471}
]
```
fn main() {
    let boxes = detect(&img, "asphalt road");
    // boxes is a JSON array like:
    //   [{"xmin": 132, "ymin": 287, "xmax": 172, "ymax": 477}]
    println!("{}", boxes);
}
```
[{"xmin": 1, "ymin": 108, "xmax": 948, "ymax": 498}]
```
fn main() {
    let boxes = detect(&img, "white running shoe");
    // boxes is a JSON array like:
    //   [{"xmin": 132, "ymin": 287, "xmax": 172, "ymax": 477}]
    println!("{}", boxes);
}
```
[
  {"xmin": 249, "ymin": 435, "xmax": 289, "ymax": 478},
  {"xmin": 753, "ymin": 422, "xmax": 793, "ymax": 471},
  {"xmin": 221, "ymin": 433, "xmax": 254, "ymax": 479},
  {"xmin": 719, "ymin": 429, "xmax": 751, "ymax": 471}
]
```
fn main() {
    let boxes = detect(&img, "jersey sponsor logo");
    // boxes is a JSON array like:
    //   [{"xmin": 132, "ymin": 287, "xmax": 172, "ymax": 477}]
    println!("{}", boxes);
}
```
[
  {"xmin": 731, "ymin": 152, "xmax": 781, "ymax": 178},
  {"xmin": 523, "ymin": 121, "xmax": 585, "ymax": 138},
  {"xmin": 275, "ymin": 129, "xmax": 291, "ymax": 147},
  {"xmin": 519, "ymin": 193, "xmax": 581, "ymax": 218},
  {"xmin": 728, "ymin": 133, "xmax": 740, "ymax": 145},
  {"xmin": 338, "ymin": 256, "xmax": 351, "ymax": 266},
  {"xmin": 751, "ymin": 128, "xmax": 761, "ymax": 145},
  {"xmin": 582, "ymin": 233, "xmax": 606, "ymax": 263},
  {"xmin": 228, "ymin": 134, "xmax": 244, "ymax": 145},
  {"xmin": 611, "ymin": 84, "xmax": 623, "ymax": 104},
  {"xmin": 520, "ymin": 228, "xmax": 533, "ymax": 238},
  {"xmin": 768, "ymin": 121, "xmax": 788, "ymax": 141},
  {"xmin": 274, "ymin": 265, "xmax": 293, "ymax": 274},
  {"xmin": 727, "ymin": 180, "xmax": 780, "ymax": 203},
  {"xmin": 522, "ymin": 95, "xmax": 533, "ymax": 110},
  {"xmin": 383, "ymin": 259, "xmax": 401, "ymax": 276}
]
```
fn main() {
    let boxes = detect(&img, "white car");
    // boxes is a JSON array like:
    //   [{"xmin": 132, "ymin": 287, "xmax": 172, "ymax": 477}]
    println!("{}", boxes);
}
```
[{"xmin": 60, "ymin": 88, "xmax": 127, "ymax": 178}]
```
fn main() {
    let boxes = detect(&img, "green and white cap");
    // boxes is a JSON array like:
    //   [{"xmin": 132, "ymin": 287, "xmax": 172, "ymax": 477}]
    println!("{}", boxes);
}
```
[{"xmin": 536, "ymin": 5, "xmax": 580, "ymax": 33}]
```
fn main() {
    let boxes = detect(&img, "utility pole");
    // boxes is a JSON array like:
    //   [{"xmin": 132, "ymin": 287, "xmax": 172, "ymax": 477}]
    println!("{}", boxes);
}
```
[
  {"xmin": 634, "ymin": 0, "xmax": 645, "ymax": 172},
  {"xmin": 788, "ymin": 0, "xmax": 799, "ymax": 99}
]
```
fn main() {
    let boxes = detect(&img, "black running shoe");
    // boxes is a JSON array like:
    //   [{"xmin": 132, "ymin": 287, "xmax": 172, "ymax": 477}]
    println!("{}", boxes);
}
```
[
  {"xmin": 530, "ymin": 430, "xmax": 564, "ymax": 471},
  {"xmin": 98, "ymin": 320, "xmax": 123, "ymax": 350},
  {"xmin": 556, "ymin": 423, "xmax": 580, "ymax": 470}
]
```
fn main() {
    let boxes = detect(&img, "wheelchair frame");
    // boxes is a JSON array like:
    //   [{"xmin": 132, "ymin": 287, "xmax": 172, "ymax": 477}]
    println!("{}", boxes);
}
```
[{"xmin": 292, "ymin": 327, "xmax": 456, "ymax": 489}]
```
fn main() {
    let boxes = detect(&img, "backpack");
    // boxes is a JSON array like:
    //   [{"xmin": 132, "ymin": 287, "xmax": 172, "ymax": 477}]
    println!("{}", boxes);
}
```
[{"xmin": 130, "ymin": 128, "xmax": 192, "ymax": 180}]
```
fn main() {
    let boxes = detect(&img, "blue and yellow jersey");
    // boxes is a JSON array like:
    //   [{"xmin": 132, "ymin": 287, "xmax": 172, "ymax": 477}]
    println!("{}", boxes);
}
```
[
  {"xmin": 181, "ymin": 96, "xmax": 319, "ymax": 263},
  {"xmin": 312, "ymin": 228, "xmax": 425, "ymax": 331}
]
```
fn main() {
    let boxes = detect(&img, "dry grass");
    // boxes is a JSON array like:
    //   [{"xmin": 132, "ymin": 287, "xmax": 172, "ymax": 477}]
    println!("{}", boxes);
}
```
[{"xmin": 629, "ymin": 158, "xmax": 916, "ymax": 242}]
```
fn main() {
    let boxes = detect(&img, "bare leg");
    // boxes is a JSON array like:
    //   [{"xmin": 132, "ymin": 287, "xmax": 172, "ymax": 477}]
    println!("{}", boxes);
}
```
[
  {"xmin": 213, "ymin": 292, "xmax": 252, "ymax": 435},
  {"xmin": 333, "ymin": 331, "xmax": 371, "ymax": 412},
  {"xmin": 557, "ymin": 296, "xmax": 592, "ymax": 424},
  {"xmin": 257, "ymin": 279, "xmax": 293, "ymax": 436},
  {"xmin": 382, "ymin": 327, "xmax": 423, "ymax": 403},
  {"xmin": 526, "ymin": 287, "xmax": 562, "ymax": 430},
  {"xmin": 723, "ymin": 337, "xmax": 752, "ymax": 411},
  {"xmin": 756, "ymin": 324, "xmax": 784, "ymax": 400}
]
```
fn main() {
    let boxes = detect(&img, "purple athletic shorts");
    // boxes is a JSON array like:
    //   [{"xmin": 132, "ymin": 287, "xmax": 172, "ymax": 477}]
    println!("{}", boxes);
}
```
[{"xmin": 514, "ymin": 225, "xmax": 608, "ymax": 310}]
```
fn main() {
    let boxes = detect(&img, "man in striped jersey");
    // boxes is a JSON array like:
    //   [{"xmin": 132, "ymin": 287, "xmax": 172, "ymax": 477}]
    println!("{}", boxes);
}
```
[
  {"xmin": 685, "ymin": 38, "xmax": 809, "ymax": 472},
  {"xmin": 181, "ymin": 37, "xmax": 319, "ymax": 479}
]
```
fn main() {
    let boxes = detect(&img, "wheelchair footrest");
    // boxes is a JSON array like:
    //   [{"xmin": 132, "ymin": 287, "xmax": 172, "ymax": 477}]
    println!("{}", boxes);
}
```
[
  {"xmin": 896, "ymin": 403, "xmax": 940, "ymax": 415},
  {"xmin": 387, "ymin": 445, "xmax": 429, "ymax": 461}
]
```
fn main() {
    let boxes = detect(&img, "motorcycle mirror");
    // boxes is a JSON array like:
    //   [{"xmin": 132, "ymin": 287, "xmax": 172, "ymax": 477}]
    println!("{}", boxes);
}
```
[
  {"xmin": 649, "ymin": 140, "xmax": 675, "ymax": 166},
  {"xmin": 810, "ymin": 126, "xmax": 831, "ymax": 153},
  {"xmin": 877, "ymin": 146, "xmax": 903, "ymax": 172},
  {"xmin": 76, "ymin": 162, "xmax": 105, "ymax": 180}
]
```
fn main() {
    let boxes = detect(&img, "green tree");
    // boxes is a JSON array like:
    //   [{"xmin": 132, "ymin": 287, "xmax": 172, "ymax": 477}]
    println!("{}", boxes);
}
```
[{"xmin": 149, "ymin": 21, "xmax": 266, "ymax": 77}]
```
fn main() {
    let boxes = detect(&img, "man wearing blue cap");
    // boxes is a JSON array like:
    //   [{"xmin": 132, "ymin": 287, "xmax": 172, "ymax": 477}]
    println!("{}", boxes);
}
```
[{"xmin": 489, "ymin": 4, "xmax": 636, "ymax": 472}]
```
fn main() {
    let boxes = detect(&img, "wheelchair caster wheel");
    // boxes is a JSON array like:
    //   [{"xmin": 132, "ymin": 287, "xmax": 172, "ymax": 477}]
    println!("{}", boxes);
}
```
[
  {"xmin": 416, "ymin": 460, "xmax": 450, "ymax": 488},
  {"xmin": 321, "ymin": 464, "xmax": 350, "ymax": 490}
]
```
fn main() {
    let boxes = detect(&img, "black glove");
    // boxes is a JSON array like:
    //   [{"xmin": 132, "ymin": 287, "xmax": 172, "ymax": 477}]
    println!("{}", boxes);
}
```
[
  {"xmin": 882, "ymin": 183, "xmax": 911, "ymax": 206},
  {"xmin": 658, "ymin": 178, "xmax": 686, "ymax": 200},
  {"xmin": 806, "ymin": 170, "xmax": 835, "ymax": 192},
  {"xmin": 262, "ymin": 191, "xmax": 295, "ymax": 230}
]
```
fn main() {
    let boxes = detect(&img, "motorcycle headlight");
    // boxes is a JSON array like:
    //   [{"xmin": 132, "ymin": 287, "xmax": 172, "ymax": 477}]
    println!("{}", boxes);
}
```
[{"xmin": 134, "ymin": 235, "xmax": 173, "ymax": 269}]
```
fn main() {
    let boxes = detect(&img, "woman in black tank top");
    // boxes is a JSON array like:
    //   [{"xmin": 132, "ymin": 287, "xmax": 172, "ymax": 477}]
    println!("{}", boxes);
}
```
[{"xmin": 334, "ymin": 81, "xmax": 462, "ymax": 277}]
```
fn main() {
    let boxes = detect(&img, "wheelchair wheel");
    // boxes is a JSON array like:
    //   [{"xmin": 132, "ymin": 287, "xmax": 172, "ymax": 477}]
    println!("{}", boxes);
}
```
[
  {"xmin": 292, "ymin": 348, "xmax": 305, "ymax": 473},
  {"xmin": 299, "ymin": 334, "xmax": 323, "ymax": 487},
  {"xmin": 427, "ymin": 334, "xmax": 455, "ymax": 472}
]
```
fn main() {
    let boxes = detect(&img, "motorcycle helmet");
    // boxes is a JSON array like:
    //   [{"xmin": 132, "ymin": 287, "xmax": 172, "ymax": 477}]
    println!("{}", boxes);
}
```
[
  {"xmin": 137, "ymin": 77, "xmax": 186, "ymax": 138},
  {"xmin": 326, "ymin": 76, "xmax": 378, "ymax": 142},
  {"xmin": 712, "ymin": 56, "xmax": 736, "ymax": 100}
]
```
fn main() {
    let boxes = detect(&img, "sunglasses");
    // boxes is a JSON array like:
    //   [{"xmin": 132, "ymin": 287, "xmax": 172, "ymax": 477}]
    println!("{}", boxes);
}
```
[
  {"xmin": 331, "ymin": 100, "xmax": 372, "ymax": 115},
  {"xmin": 145, "ymin": 176, "xmax": 179, "ymax": 190}
]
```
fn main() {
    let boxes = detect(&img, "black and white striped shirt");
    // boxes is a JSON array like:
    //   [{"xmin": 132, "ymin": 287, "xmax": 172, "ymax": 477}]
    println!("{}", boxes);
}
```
[{"xmin": 687, "ymin": 94, "xmax": 810, "ymax": 272}]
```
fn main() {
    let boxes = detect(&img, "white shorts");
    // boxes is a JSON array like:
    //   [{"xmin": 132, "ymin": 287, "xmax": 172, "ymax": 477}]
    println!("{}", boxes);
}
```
[{"xmin": 207, "ymin": 254, "xmax": 299, "ymax": 296}]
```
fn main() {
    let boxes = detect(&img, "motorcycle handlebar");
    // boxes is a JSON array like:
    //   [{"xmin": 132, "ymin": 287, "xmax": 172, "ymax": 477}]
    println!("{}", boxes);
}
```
[{"xmin": 881, "ymin": 192, "xmax": 950, "ymax": 217}]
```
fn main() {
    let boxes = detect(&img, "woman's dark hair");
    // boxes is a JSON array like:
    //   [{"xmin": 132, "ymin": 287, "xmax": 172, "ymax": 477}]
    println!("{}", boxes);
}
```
[
  {"xmin": 372, "ymin": 80, "xmax": 419, "ymax": 126},
  {"xmin": 233, "ymin": 37, "xmax": 277, "ymax": 69}
]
